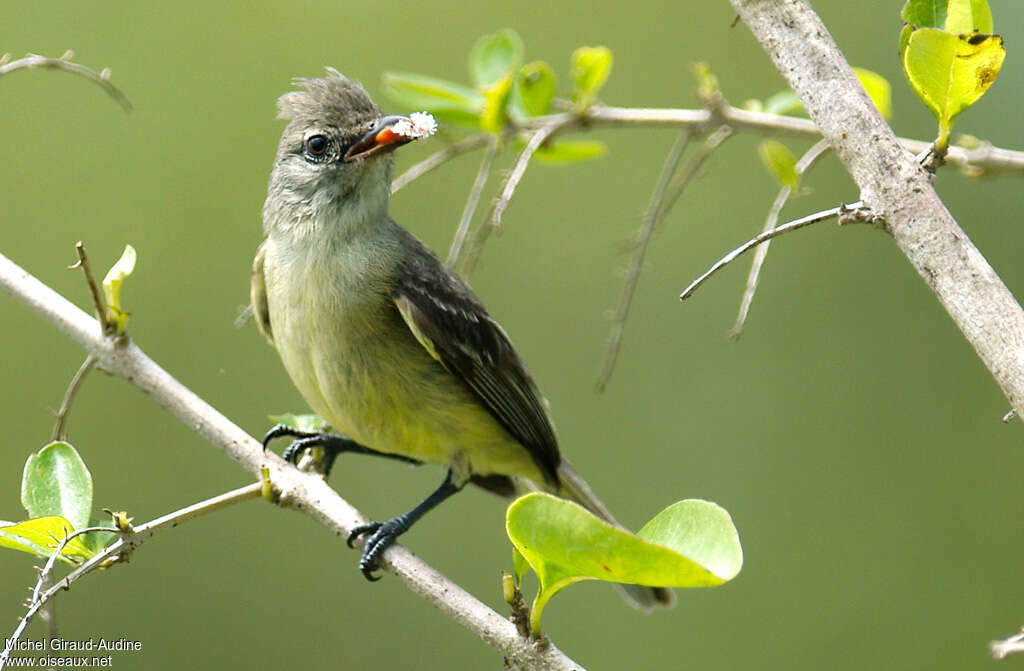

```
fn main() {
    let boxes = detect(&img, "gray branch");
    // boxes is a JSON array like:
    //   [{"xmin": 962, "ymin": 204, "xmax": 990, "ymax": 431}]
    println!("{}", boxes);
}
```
[
  {"xmin": 728, "ymin": 0, "xmax": 1024, "ymax": 418},
  {"xmin": 0, "ymin": 251, "xmax": 580, "ymax": 671}
]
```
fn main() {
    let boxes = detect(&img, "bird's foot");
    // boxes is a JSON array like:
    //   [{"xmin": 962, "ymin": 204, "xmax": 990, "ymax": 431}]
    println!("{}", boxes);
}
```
[
  {"xmin": 347, "ymin": 518, "xmax": 409, "ymax": 581},
  {"xmin": 261, "ymin": 424, "xmax": 357, "ymax": 476}
]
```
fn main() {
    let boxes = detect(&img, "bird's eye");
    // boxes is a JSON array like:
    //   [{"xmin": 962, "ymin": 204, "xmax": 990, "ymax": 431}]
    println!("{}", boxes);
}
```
[{"xmin": 304, "ymin": 135, "xmax": 329, "ymax": 157}]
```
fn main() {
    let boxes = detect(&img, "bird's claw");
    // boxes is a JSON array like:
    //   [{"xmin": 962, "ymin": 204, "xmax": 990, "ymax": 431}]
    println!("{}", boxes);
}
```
[{"xmin": 347, "ymin": 520, "xmax": 404, "ymax": 582}]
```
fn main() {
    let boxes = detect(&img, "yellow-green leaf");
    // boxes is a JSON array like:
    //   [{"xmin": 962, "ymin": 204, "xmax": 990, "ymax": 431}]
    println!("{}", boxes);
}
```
[
  {"xmin": 571, "ymin": 46, "xmax": 613, "ymax": 103},
  {"xmin": 479, "ymin": 73, "xmax": 514, "ymax": 133},
  {"xmin": 267, "ymin": 413, "xmax": 327, "ymax": 434},
  {"xmin": 853, "ymin": 67, "xmax": 892, "ymax": 120},
  {"xmin": 0, "ymin": 516, "xmax": 95, "ymax": 564},
  {"xmin": 902, "ymin": 28, "xmax": 1005, "ymax": 147},
  {"xmin": 763, "ymin": 68, "xmax": 890, "ymax": 120},
  {"xmin": 514, "ymin": 61, "xmax": 557, "ymax": 117},
  {"xmin": 533, "ymin": 140, "xmax": 608, "ymax": 165},
  {"xmin": 507, "ymin": 493, "xmax": 741, "ymax": 632},
  {"xmin": 901, "ymin": 0, "xmax": 993, "ymax": 33},
  {"xmin": 758, "ymin": 141, "xmax": 799, "ymax": 189},
  {"xmin": 102, "ymin": 244, "xmax": 136, "ymax": 334},
  {"xmin": 469, "ymin": 29, "xmax": 523, "ymax": 90},
  {"xmin": 381, "ymin": 72, "xmax": 484, "ymax": 127},
  {"xmin": 22, "ymin": 441, "xmax": 93, "ymax": 533}
]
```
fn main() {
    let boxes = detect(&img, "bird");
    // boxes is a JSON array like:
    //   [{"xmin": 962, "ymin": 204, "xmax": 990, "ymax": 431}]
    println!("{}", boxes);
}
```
[{"xmin": 252, "ymin": 68, "xmax": 672, "ymax": 609}]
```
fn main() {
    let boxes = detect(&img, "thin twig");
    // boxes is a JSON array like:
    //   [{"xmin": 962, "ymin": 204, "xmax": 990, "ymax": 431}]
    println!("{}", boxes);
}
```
[
  {"xmin": 526, "ymin": 106, "xmax": 1024, "ymax": 177},
  {"xmin": 461, "ymin": 119, "xmax": 565, "ymax": 277},
  {"xmin": 991, "ymin": 628, "xmax": 1024, "ymax": 659},
  {"xmin": 657, "ymin": 126, "xmax": 734, "ymax": 225},
  {"xmin": 594, "ymin": 126, "xmax": 731, "ymax": 390},
  {"xmin": 0, "ymin": 484, "xmax": 262, "ymax": 669},
  {"xmin": 0, "ymin": 51, "xmax": 131, "ymax": 112},
  {"xmin": 392, "ymin": 133, "xmax": 492, "ymax": 194},
  {"xmin": 594, "ymin": 132, "xmax": 694, "ymax": 392},
  {"xmin": 51, "ymin": 354, "xmax": 96, "ymax": 441},
  {"xmin": 680, "ymin": 201, "xmax": 863, "ymax": 301},
  {"xmin": 730, "ymin": 138, "xmax": 832, "ymax": 338},
  {"xmin": 447, "ymin": 135, "xmax": 499, "ymax": 269},
  {"xmin": 69, "ymin": 242, "xmax": 110, "ymax": 335},
  {"xmin": 2, "ymin": 524, "xmax": 111, "ymax": 669},
  {"xmin": 388, "ymin": 106, "xmax": 1022, "ymax": 201},
  {"xmin": 0, "ymin": 251, "xmax": 582, "ymax": 671}
]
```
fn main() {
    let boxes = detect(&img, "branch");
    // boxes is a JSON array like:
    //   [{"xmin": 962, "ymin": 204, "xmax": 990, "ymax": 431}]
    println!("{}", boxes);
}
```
[
  {"xmin": 524, "ymin": 105, "xmax": 1024, "ymax": 177},
  {"xmin": 729, "ymin": 0, "xmax": 1024, "ymax": 419},
  {"xmin": 447, "ymin": 135, "xmax": 499, "ymax": 268},
  {"xmin": 461, "ymin": 118, "xmax": 565, "ymax": 277},
  {"xmin": 391, "ymin": 133, "xmax": 493, "ymax": 194},
  {"xmin": 1, "ymin": 484, "xmax": 262, "ymax": 669},
  {"xmin": 680, "ymin": 202, "xmax": 859, "ymax": 301},
  {"xmin": 0, "ymin": 51, "xmax": 131, "ymax": 112},
  {"xmin": 992, "ymin": 628, "xmax": 1024, "ymax": 659},
  {"xmin": 731, "ymin": 138, "xmax": 832, "ymax": 338},
  {"xmin": 0, "ymin": 251, "xmax": 582, "ymax": 671},
  {"xmin": 595, "ymin": 132, "xmax": 694, "ymax": 392},
  {"xmin": 51, "ymin": 354, "xmax": 96, "ymax": 441},
  {"xmin": 595, "ymin": 125, "xmax": 733, "ymax": 391}
]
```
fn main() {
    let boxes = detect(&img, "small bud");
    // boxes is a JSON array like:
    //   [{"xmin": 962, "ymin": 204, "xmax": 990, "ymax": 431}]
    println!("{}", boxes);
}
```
[{"xmin": 502, "ymin": 571, "xmax": 516, "ymax": 605}]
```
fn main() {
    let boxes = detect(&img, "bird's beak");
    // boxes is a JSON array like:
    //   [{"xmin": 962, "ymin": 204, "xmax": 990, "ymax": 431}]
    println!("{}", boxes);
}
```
[{"xmin": 343, "ymin": 115, "xmax": 416, "ymax": 162}]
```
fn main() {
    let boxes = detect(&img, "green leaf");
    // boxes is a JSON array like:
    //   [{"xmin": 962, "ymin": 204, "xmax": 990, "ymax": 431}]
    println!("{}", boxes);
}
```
[
  {"xmin": 22, "ymin": 441, "xmax": 94, "ymax": 532},
  {"xmin": 852, "ymin": 67, "xmax": 893, "ymax": 120},
  {"xmin": 479, "ymin": 73, "xmax": 515, "ymax": 133},
  {"xmin": 268, "ymin": 413, "xmax": 327, "ymax": 434},
  {"xmin": 514, "ymin": 61, "xmax": 557, "ymax": 117},
  {"xmin": 512, "ymin": 545, "xmax": 529, "ymax": 585},
  {"xmin": 381, "ymin": 72, "xmax": 484, "ymax": 127},
  {"xmin": 901, "ymin": 0, "xmax": 993, "ymax": 33},
  {"xmin": 900, "ymin": 23, "xmax": 914, "ymax": 61},
  {"xmin": 467, "ymin": 30, "xmax": 523, "ymax": 133},
  {"xmin": 902, "ymin": 28, "xmax": 1005, "ymax": 148},
  {"xmin": 762, "ymin": 90, "xmax": 803, "ymax": 116},
  {"xmin": 763, "ymin": 69, "xmax": 890, "ymax": 120},
  {"xmin": 635, "ymin": 500, "xmax": 743, "ymax": 583},
  {"xmin": 507, "ymin": 493, "xmax": 741, "ymax": 632},
  {"xmin": 758, "ymin": 141, "xmax": 799, "ymax": 189},
  {"xmin": 102, "ymin": 244, "xmax": 136, "ymax": 335},
  {"xmin": 533, "ymin": 140, "xmax": 608, "ymax": 165},
  {"xmin": 0, "ymin": 516, "xmax": 96, "ymax": 564},
  {"xmin": 469, "ymin": 29, "xmax": 524, "ymax": 90},
  {"xmin": 571, "ymin": 46, "xmax": 613, "ymax": 103}
]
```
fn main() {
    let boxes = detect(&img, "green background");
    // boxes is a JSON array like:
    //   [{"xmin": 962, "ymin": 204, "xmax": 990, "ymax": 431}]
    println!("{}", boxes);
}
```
[{"xmin": 3, "ymin": 2, "xmax": 1023, "ymax": 669}]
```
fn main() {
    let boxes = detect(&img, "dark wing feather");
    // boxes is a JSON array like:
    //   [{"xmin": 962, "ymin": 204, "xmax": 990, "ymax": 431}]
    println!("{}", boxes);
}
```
[{"xmin": 391, "ymin": 226, "xmax": 561, "ymax": 486}]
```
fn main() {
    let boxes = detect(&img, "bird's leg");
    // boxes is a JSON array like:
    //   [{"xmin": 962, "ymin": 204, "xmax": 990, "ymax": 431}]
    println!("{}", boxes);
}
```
[
  {"xmin": 261, "ymin": 424, "xmax": 420, "ymax": 477},
  {"xmin": 347, "ymin": 468, "xmax": 465, "ymax": 581}
]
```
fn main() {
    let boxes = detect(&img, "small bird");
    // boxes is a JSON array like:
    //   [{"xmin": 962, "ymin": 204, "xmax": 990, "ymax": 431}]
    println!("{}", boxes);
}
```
[{"xmin": 252, "ymin": 69, "xmax": 672, "ymax": 609}]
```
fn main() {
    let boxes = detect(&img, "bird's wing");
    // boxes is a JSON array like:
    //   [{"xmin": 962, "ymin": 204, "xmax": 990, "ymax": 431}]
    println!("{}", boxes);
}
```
[
  {"xmin": 391, "ymin": 230, "xmax": 560, "ymax": 486},
  {"xmin": 250, "ymin": 241, "xmax": 274, "ymax": 342}
]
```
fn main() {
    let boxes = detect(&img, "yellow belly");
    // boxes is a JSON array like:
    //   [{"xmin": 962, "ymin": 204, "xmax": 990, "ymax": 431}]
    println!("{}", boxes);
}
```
[{"xmin": 261, "ymin": 237, "xmax": 545, "ymax": 483}]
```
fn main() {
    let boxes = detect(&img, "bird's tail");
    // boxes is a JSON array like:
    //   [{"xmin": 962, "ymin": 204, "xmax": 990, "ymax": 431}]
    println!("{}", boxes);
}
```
[{"xmin": 555, "ymin": 460, "xmax": 675, "ymax": 611}]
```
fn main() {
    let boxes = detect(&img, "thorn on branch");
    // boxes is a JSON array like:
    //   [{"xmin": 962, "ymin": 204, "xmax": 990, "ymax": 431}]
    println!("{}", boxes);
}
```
[
  {"xmin": 72, "ymin": 242, "xmax": 112, "ymax": 335},
  {"xmin": 731, "ymin": 138, "xmax": 832, "ymax": 338},
  {"xmin": 680, "ymin": 201, "xmax": 862, "ymax": 302}
]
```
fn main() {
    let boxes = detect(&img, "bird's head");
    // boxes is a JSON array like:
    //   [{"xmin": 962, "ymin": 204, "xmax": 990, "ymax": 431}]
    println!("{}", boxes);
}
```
[{"xmin": 264, "ymin": 69, "xmax": 433, "ymax": 234}]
